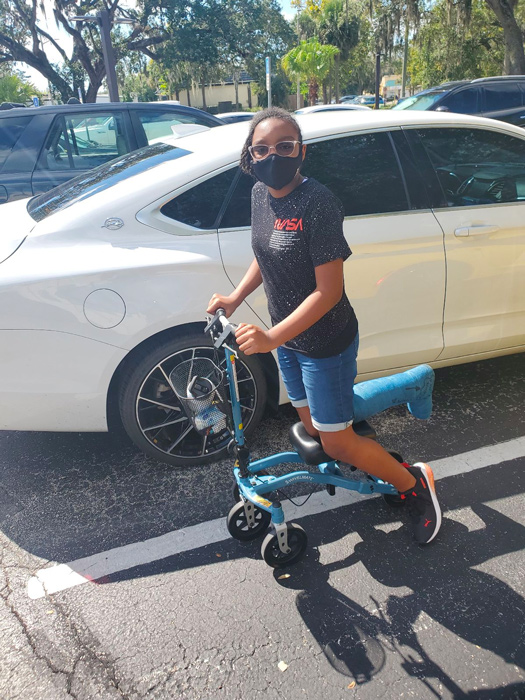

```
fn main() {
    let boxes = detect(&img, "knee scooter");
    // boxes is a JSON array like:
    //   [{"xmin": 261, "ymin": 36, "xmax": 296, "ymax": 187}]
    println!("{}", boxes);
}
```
[{"xmin": 174, "ymin": 309, "xmax": 433, "ymax": 569}]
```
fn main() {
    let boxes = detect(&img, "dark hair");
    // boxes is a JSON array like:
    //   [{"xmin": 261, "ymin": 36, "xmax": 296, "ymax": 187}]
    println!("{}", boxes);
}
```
[{"xmin": 240, "ymin": 107, "xmax": 302, "ymax": 175}]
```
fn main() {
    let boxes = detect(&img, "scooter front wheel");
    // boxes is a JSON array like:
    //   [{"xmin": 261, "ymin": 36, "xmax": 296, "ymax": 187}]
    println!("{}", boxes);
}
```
[
  {"xmin": 226, "ymin": 501, "xmax": 271, "ymax": 541},
  {"xmin": 261, "ymin": 523, "xmax": 308, "ymax": 568}
]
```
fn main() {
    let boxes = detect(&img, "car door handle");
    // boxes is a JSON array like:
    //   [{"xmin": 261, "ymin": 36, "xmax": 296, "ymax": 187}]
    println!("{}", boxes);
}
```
[{"xmin": 454, "ymin": 224, "xmax": 500, "ymax": 237}]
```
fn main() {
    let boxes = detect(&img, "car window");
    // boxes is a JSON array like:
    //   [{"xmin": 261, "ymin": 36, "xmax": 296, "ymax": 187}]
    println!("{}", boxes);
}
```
[
  {"xmin": 38, "ymin": 112, "xmax": 129, "ymax": 172},
  {"xmin": 392, "ymin": 90, "xmax": 448, "ymax": 110},
  {"xmin": 484, "ymin": 83, "xmax": 524, "ymax": 112},
  {"xmin": 28, "ymin": 142, "xmax": 191, "ymax": 222},
  {"xmin": 441, "ymin": 88, "xmax": 479, "ymax": 114},
  {"xmin": 136, "ymin": 111, "xmax": 212, "ymax": 144},
  {"xmin": 416, "ymin": 127, "xmax": 525, "ymax": 207},
  {"xmin": 302, "ymin": 131, "xmax": 409, "ymax": 216},
  {"xmin": 0, "ymin": 116, "xmax": 32, "ymax": 170},
  {"xmin": 160, "ymin": 168, "xmax": 236, "ymax": 229},
  {"xmin": 219, "ymin": 170, "xmax": 254, "ymax": 228}
]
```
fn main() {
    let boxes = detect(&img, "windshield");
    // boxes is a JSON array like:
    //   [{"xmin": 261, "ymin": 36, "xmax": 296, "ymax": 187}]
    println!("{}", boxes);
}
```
[
  {"xmin": 27, "ymin": 142, "xmax": 191, "ymax": 222},
  {"xmin": 392, "ymin": 90, "xmax": 449, "ymax": 110}
]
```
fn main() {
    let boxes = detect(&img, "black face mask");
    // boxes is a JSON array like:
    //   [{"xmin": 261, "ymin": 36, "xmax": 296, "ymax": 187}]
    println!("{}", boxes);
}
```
[{"xmin": 252, "ymin": 151, "xmax": 303, "ymax": 191}]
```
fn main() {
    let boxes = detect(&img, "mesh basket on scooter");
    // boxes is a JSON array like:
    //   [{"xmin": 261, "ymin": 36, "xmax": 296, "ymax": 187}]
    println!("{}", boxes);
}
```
[{"xmin": 170, "ymin": 357, "xmax": 228, "ymax": 435}]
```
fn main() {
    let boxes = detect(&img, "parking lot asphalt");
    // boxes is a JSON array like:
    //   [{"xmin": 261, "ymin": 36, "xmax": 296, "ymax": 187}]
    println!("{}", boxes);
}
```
[{"xmin": 1, "ymin": 352, "xmax": 525, "ymax": 700}]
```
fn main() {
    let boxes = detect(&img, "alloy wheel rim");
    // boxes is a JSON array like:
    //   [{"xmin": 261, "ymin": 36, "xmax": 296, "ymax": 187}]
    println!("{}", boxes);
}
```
[{"xmin": 135, "ymin": 345, "xmax": 257, "ymax": 461}]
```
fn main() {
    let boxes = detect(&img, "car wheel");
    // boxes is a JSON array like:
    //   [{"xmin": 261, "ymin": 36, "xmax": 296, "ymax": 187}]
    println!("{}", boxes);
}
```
[{"xmin": 118, "ymin": 330, "xmax": 267, "ymax": 466}]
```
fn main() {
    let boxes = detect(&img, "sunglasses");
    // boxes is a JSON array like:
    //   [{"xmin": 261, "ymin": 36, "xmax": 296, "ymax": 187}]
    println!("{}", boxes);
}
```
[{"xmin": 248, "ymin": 140, "xmax": 301, "ymax": 160}]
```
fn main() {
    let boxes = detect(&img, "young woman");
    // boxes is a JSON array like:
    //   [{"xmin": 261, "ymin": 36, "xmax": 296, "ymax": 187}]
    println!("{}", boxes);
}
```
[{"xmin": 208, "ymin": 107, "xmax": 441, "ymax": 544}]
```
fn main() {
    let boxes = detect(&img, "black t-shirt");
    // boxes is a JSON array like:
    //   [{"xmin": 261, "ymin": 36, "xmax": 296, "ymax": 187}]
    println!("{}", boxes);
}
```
[{"xmin": 251, "ymin": 177, "xmax": 358, "ymax": 358}]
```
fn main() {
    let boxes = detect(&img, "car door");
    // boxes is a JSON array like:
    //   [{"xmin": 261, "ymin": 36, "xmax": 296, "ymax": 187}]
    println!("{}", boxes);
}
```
[
  {"xmin": 413, "ymin": 125, "xmax": 525, "ymax": 358},
  {"xmin": 482, "ymin": 82, "xmax": 524, "ymax": 115},
  {"xmin": 0, "ymin": 113, "xmax": 36, "ymax": 202},
  {"xmin": 31, "ymin": 110, "xmax": 131, "ymax": 195},
  {"xmin": 218, "ymin": 128, "xmax": 446, "ymax": 374}
]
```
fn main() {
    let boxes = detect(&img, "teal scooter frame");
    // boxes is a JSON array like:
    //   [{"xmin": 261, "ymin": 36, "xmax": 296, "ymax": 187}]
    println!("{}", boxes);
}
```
[{"xmin": 204, "ymin": 309, "xmax": 403, "ymax": 568}]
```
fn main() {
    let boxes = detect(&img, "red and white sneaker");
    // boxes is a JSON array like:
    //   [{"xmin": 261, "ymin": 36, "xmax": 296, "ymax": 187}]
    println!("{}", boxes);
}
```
[{"xmin": 400, "ymin": 462, "xmax": 442, "ymax": 544}]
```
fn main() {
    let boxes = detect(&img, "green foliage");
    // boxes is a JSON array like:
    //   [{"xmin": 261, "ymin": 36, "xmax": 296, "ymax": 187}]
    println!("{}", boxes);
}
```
[
  {"xmin": 254, "ymin": 67, "xmax": 292, "ymax": 107},
  {"xmin": 341, "ymin": 17, "xmax": 375, "ymax": 94},
  {"xmin": 155, "ymin": 0, "xmax": 294, "ymax": 107},
  {"xmin": 409, "ymin": 0, "xmax": 505, "ymax": 88},
  {"xmin": 282, "ymin": 37, "xmax": 339, "ymax": 103},
  {"xmin": 121, "ymin": 71, "xmax": 158, "ymax": 102},
  {"xmin": 0, "ymin": 73, "xmax": 42, "ymax": 103}
]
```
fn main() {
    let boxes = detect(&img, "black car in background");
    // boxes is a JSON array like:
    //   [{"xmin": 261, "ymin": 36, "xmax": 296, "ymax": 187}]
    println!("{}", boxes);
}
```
[
  {"xmin": 393, "ymin": 76, "xmax": 525, "ymax": 121},
  {"xmin": 486, "ymin": 104, "xmax": 525, "ymax": 128},
  {"xmin": 0, "ymin": 102, "xmax": 223, "ymax": 203}
]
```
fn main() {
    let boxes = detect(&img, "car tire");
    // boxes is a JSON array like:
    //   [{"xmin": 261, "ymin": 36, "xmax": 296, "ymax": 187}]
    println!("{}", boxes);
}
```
[{"xmin": 118, "ymin": 330, "xmax": 267, "ymax": 466}]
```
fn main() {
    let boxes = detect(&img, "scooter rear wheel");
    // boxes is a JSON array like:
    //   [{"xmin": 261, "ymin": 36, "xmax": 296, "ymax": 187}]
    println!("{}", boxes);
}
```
[
  {"xmin": 226, "ymin": 500, "xmax": 271, "ymax": 541},
  {"xmin": 261, "ymin": 523, "xmax": 308, "ymax": 568}
]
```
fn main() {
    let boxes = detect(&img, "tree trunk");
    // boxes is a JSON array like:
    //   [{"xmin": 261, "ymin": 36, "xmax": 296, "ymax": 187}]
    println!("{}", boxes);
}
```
[
  {"xmin": 401, "ymin": 22, "xmax": 409, "ymax": 97},
  {"xmin": 201, "ymin": 76, "xmax": 207, "ymax": 110},
  {"xmin": 175, "ymin": 89, "xmax": 180, "ymax": 100},
  {"xmin": 308, "ymin": 79, "xmax": 318, "ymax": 106},
  {"xmin": 484, "ymin": 0, "xmax": 525, "ymax": 73},
  {"xmin": 186, "ymin": 88, "xmax": 191, "ymax": 106},
  {"xmin": 322, "ymin": 80, "xmax": 328, "ymax": 104},
  {"xmin": 247, "ymin": 82, "xmax": 252, "ymax": 108},
  {"xmin": 85, "ymin": 79, "xmax": 103, "ymax": 103}
]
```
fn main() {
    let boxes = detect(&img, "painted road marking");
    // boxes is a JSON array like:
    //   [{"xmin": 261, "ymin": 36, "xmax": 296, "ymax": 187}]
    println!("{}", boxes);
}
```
[{"xmin": 27, "ymin": 435, "xmax": 525, "ymax": 599}]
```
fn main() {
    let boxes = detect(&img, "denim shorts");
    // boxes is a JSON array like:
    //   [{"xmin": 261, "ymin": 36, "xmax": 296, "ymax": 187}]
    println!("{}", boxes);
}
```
[{"xmin": 277, "ymin": 332, "xmax": 359, "ymax": 433}]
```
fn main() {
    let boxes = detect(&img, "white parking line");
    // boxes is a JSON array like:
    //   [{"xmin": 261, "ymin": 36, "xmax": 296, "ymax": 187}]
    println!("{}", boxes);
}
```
[{"xmin": 27, "ymin": 436, "xmax": 525, "ymax": 599}]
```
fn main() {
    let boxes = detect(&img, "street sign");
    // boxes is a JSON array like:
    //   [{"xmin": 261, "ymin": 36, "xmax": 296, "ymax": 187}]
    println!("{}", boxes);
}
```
[{"xmin": 32, "ymin": 96, "xmax": 39, "ymax": 107}]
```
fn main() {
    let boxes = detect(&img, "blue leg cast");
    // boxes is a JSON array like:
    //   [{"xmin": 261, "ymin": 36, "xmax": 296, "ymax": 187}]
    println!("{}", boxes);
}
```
[{"xmin": 353, "ymin": 364, "xmax": 435, "ymax": 422}]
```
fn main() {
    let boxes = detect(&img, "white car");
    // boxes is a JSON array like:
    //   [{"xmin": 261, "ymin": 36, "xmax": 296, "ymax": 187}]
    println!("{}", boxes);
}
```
[
  {"xmin": 72, "ymin": 115, "xmax": 116, "ymax": 146},
  {"xmin": 295, "ymin": 104, "xmax": 372, "ymax": 114},
  {"xmin": 1, "ymin": 111, "xmax": 524, "ymax": 466}
]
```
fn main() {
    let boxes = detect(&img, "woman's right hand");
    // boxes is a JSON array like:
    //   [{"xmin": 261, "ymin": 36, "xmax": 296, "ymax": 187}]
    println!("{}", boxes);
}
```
[{"xmin": 207, "ymin": 293, "xmax": 240, "ymax": 318}]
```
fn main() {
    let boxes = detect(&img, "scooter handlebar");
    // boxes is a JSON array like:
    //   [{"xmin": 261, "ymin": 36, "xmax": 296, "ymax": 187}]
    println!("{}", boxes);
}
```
[{"xmin": 204, "ymin": 308, "xmax": 238, "ymax": 348}]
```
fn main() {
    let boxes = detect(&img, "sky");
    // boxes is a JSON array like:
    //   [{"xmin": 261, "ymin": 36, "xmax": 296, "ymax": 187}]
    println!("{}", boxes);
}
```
[{"xmin": 20, "ymin": 0, "xmax": 295, "ymax": 91}]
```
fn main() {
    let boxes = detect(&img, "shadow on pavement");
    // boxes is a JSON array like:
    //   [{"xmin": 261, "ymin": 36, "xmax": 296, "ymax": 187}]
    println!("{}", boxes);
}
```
[{"xmin": 103, "ymin": 461, "xmax": 525, "ymax": 697}]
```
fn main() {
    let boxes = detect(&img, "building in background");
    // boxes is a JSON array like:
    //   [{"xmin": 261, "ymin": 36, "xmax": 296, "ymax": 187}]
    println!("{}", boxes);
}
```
[
  {"xmin": 381, "ymin": 74, "xmax": 402, "ymax": 100},
  {"xmin": 176, "ymin": 71, "xmax": 256, "ymax": 113}
]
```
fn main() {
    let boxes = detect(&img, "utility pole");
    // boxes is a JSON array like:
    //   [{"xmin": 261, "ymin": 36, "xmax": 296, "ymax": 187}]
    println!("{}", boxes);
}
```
[
  {"xmin": 71, "ymin": 10, "xmax": 134, "ymax": 102},
  {"xmin": 98, "ymin": 9, "xmax": 120, "ymax": 102},
  {"xmin": 375, "ymin": 52, "xmax": 381, "ymax": 109}
]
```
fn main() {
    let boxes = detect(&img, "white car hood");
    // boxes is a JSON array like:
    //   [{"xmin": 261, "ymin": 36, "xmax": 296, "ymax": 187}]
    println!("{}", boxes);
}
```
[{"xmin": 0, "ymin": 198, "xmax": 35, "ymax": 264}]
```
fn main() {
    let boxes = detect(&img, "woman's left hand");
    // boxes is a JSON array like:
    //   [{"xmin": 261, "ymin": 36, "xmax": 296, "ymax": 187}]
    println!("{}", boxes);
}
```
[{"xmin": 235, "ymin": 324, "xmax": 275, "ymax": 355}]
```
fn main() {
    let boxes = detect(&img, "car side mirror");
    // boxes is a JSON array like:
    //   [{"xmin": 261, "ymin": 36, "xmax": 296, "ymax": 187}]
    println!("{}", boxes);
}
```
[{"xmin": 108, "ymin": 122, "xmax": 116, "ymax": 131}]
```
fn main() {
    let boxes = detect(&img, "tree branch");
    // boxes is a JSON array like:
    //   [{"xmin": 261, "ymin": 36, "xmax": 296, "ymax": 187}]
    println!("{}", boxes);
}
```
[
  {"xmin": 126, "ymin": 33, "xmax": 168, "ymax": 52},
  {"xmin": 53, "ymin": 8, "xmax": 84, "ymax": 41},
  {"xmin": 35, "ymin": 26, "xmax": 69, "ymax": 62}
]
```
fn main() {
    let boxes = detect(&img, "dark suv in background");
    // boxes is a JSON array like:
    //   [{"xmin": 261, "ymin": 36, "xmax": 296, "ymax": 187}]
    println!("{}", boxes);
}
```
[
  {"xmin": 392, "ymin": 76, "xmax": 525, "ymax": 127},
  {"xmin": 0, "ymin": 102, "xmax": 223, "ymax": 203}
]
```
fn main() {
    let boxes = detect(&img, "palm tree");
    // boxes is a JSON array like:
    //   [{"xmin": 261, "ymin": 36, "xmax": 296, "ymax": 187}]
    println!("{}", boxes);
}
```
[
  {"xmin": 282, "ymin": 37, "xmax": 340, "ymax": 105},
  {"xmin": 317, "ymin": 0, "xmax": 359, "ymax": 102}
]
